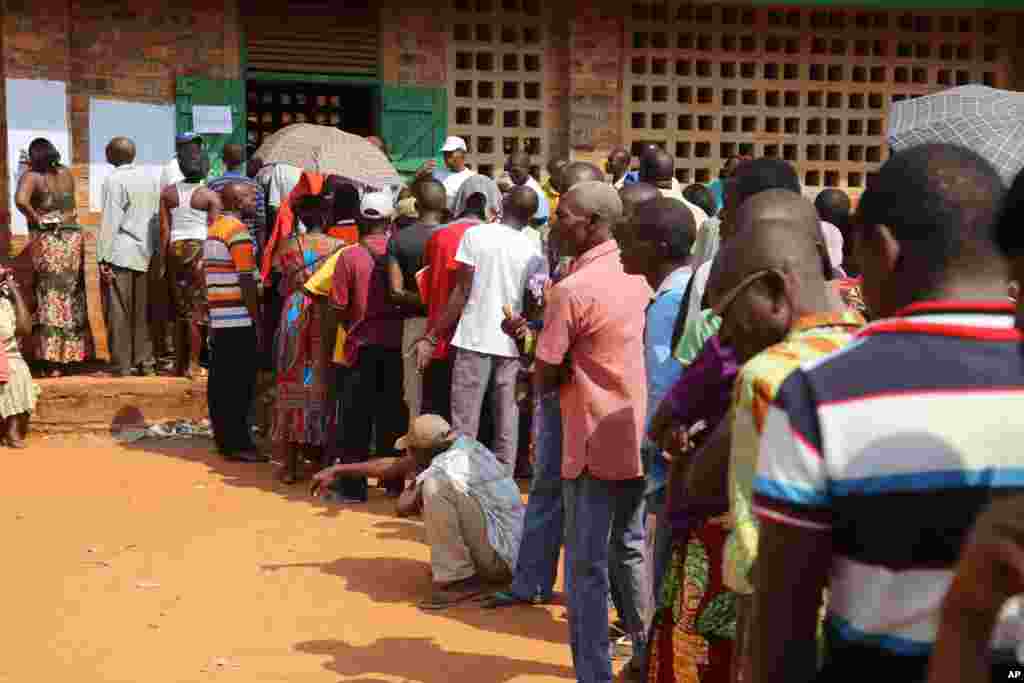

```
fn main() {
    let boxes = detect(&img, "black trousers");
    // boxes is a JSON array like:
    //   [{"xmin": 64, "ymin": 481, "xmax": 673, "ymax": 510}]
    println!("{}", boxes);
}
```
[
  {"xmin": 421, "ymin": 356, "xmax": 495, "ymax": 447},
  {"xmin": 261, "ymin": 271, "xmax": 282, "ymax": 371},
  {"xmin": 208, "ymin": 326, "xmax": 258, "ymax": 455},
  {"xmin": 335, "ymin": 345, "xmax": 408, "ymax": 501}
]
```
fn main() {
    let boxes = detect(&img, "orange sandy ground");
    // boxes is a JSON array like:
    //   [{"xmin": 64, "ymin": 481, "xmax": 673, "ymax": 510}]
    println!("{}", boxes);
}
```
[{"xmin": 2, "ymin": 435, "xmax": 625, "ymax": 682}]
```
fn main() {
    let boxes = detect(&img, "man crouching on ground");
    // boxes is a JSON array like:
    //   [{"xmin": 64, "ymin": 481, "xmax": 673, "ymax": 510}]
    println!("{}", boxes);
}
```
[{"xmin": 310, "ymin": 414, "xmax": 525, "ymax": 610}]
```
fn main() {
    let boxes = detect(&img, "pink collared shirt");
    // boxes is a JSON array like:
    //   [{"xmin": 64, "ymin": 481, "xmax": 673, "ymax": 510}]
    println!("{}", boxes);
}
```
[{"xmin": 536, "ymin": 239, "xmax": 653, "ymax": 481}]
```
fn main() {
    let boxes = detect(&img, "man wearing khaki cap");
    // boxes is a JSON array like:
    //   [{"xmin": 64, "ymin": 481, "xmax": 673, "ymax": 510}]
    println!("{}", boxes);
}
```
[{"xmin": 311, "ymin": 414, "xmax": 525, "ymax": 610}]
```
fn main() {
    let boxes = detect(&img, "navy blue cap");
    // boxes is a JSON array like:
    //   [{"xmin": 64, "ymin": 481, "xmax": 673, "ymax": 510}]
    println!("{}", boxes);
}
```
[{"xmin": 176, "ymin": 132, "xmax": 203, "ymax": 145}]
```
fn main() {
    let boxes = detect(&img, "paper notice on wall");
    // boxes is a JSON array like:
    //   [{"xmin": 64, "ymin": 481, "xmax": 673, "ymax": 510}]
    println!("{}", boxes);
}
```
[
  {"xmin": 88, "ymin": 99, "xmax": 175, "ymax": 212},
  {"xmin": 193, "ymin": 105, "xmax": 233, "ymax": 135},
  {"xmin": 5, "ymin": 79, "xmax": 71, "ymax": 235}
]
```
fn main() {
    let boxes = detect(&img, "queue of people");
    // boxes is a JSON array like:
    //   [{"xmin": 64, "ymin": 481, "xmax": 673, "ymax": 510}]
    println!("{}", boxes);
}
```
[{"xmin": 8, "ymin": 126, "xmax": 1024, "ymax": 682}]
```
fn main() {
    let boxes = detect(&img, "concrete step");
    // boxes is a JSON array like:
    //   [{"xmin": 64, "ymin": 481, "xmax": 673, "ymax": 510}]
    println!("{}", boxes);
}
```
[{"xmin": 34, "ymin": 376, "xmax": 208, "ymax": 435}]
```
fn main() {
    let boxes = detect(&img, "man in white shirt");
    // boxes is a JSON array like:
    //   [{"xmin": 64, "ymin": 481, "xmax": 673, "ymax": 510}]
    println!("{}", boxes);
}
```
[
  {"xmin": 312, "ymin": 414, "xmax": 525, "ymax": 609},
  {"xmin": 417, "ymin": 136, "xmax": 477, "ymax": 213},
  {"xmin": 419, "ymin": 186, "xmax": 546, "ymax": 474},
  {"xmin": 159, "ymin": 132, "xmax": 204, "ymax": 190},
  {"xmin": 504, "ymin": 152, "xmax": 550, "ymax": 226},
  {"xmin": 640, "ymin": 148, "xmax": 709, "ymax": 229},
  {"xmin": 99, "ymin": 136, "xmax": 161, "ymax": 376}
]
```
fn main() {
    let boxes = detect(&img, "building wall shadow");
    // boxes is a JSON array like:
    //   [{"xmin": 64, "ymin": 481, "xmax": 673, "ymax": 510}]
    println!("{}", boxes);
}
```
[
  {"xmin": 295, "ymin": 636, "xmax": 575, "ymax": 682},
  {"xmin": 263, "ymin": 555, "xmax": 569, "ymax": 646}
]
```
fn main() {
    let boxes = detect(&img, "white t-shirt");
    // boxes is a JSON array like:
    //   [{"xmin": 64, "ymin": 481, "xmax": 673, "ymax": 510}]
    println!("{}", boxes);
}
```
[
  {"xmin": 267, "ymin": 164, "xmax": 303, "ymax": 208},
  {"xmin": 435, "ymin": 168, "xmax": 477, "ymax": 212},
  {"xmin": 452, "ymin": 223, "xmax": 546, "ymax": 358},
  {"xmin": 159, "ymin": 157, "xmax": 184, "ymax": 191}
]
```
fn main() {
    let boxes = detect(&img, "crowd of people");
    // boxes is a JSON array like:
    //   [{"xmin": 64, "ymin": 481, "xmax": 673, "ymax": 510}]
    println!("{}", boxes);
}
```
[{"xmin": 9, "ymin": 126, "xmax": 1024, "ymax": 682}]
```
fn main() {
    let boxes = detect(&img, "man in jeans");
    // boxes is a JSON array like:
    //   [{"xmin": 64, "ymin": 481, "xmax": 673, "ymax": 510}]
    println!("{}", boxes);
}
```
[
  {"xmin": 330, "ymin": 192, "xmax": 407, "ymax": 502},
  {"xmin": 416, "ymin": 185, "xmax": 545, "ymax": 473},
  {"xmin": 536, "ymin": 181, "xmax": 653, "ymax": 682},
  {"xmin": 204, "ymin": 182, "xmax": 264, "ymax": 462}
]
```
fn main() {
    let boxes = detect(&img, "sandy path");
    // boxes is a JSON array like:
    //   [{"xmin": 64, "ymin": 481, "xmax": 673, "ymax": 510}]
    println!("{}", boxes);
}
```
[{"xmin": 2, "ymin": 435, "xmax": 586, "ymax": 682}]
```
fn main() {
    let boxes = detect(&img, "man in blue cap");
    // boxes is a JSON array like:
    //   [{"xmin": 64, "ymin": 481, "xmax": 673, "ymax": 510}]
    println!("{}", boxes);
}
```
[{"xmin": 160, "ymin": 132, "xmax": 205, "ymax": 191}]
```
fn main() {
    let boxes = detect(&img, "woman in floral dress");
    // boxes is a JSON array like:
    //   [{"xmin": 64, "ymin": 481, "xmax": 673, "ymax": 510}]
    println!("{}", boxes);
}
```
[
  {"xmin": 14, "ymin": 138, "xmax": 92, "ymax": 375},
  {"xmin": 272, "ymin": 190, "xmax": 343, "ymax": 484}
]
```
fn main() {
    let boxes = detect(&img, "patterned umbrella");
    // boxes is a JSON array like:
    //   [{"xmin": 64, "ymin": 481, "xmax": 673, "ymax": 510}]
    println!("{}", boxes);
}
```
[
  {"xmin": 254, "ymin": 123, "xmax": 401, "ymax": 189},
  {"xmin": 887, "ymin": 85, "xmax": 1024, "ymax": 184}
]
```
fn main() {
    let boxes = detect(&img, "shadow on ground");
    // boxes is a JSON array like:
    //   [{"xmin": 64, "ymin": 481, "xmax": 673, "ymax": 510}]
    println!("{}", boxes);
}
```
[
  {"xmin": 296, "ymin": 636, "xmax": 574, "ymax": 682},
  {"xmin": 113, "ymin": 434, "xmax": 392, "ymax": 520},
  {"xmin": 262, "ymin": 555, "xmax": 569, "ymax": 646}
]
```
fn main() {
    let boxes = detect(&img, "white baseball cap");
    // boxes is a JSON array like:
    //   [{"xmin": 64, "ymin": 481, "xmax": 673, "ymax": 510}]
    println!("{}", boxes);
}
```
[
  {"xmin": 359, "ymin": 191, "xmax": 396, "ymax": 220},
  {"xmin": 441, "ymin": 136, "xmax": 468, "ymax": 153}
]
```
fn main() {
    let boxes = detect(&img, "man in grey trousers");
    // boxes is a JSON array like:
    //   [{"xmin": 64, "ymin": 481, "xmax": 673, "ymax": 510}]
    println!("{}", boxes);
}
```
[{"xmin": 421, "ymin": 186, "xmax": 546, "ymax": 474}]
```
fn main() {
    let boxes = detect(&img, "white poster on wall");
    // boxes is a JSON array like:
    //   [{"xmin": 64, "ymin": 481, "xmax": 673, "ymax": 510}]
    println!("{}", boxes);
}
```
[
  {"xmin": 5, "ymin": 79, "xmax": 71, "ymax": 235},
  {"xmin": 192, "ymin": 105, "xmax": 233, "ymax": 135},
  {"xmin": 88, "ymin": 99, "xmax": 176, "ymax": 212}
]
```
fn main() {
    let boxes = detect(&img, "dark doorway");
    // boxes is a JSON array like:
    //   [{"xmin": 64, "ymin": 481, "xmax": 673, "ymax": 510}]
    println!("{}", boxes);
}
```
[{"xmin": 246, "ymin": 81, "xmax": 377, "ymax": 152}]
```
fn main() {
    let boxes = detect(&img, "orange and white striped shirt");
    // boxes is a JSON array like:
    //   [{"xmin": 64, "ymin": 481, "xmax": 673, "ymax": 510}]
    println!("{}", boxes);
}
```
[{"xmin": 204, "ymin": 216, "xmax": 256, "ymax": 329}]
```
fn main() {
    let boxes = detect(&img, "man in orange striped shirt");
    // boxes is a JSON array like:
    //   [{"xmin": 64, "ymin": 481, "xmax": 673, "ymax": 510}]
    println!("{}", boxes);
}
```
[{"xmin": 204, "ymin": 182, "xmax": 265, "ymax": 463}]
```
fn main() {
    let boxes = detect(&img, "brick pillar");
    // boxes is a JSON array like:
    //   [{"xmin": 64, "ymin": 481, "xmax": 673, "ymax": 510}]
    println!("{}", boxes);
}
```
[
  {"xmin": 545, "ymin": 5, "xmax": 571, "ymax": 162},
  {"xmin": 379, "ymin": 4, "xmax": 448, "ymax": 88},
  {"xmin": 567, "ymin": 1, "xmax": 624, "ymax": 168},
  {"xmin": 0, "ymin": 0, "xmax": 8, "ymax": 253}
]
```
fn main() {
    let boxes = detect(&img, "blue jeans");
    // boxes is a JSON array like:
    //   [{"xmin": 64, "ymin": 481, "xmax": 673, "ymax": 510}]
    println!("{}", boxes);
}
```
[
  {"xmin": 563, "ymin": 473, "xmax": 649, "ymax": 683},
  {"xmin": 510, "ymin": 393, "xmax": 564, "ymax": 602}
]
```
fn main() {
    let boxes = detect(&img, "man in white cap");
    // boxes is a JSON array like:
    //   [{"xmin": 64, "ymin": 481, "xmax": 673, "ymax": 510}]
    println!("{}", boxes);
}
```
[
  {"xmin": 417, "ymin": 136, "xmax": 477, "ymax": 213},
  {"xmin": 328, "ymin": 191, "xmax": 409, "ymax": 502},
  {"xmin": 311, "ymin": 414, "xmax": 524, "ymax": 610}
]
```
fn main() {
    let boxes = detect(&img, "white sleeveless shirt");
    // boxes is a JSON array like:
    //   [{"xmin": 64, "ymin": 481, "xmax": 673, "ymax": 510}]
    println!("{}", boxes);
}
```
[{"xmin": 170, "ymin": 182, "xmax": 208, "ymax": 242}]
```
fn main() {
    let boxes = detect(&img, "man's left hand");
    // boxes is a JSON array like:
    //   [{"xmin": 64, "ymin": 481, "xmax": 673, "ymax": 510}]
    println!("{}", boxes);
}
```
[
  {"xmin": 99, "ymin": 263, "xmax": 113, "ymax": 283},
  {"xmin": 310, "ymin": 466, "xmax": 339, "ymax": 497},
  {"xmin": 414, "ymin": 338, "xmax": 436, "ymax": 373}
]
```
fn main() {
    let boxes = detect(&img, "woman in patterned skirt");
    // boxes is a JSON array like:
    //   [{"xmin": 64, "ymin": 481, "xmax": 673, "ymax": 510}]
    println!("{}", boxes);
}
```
[
  {"xmin": 272, "ymin": 186, "xmax": 343, "ymax": 483},
  {"xmin": 14, "ymin": 138, "xmax": 92, "ymax": 376},
  {"xmin": 648, "ymin": 336, "xmax": 740, "ymax": 683}
]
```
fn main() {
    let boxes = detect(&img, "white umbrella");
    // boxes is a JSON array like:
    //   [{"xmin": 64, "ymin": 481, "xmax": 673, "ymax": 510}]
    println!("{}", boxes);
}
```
[{"xmin": 887, "ymin": 85, "xmax": 1024, "ymax": 184}]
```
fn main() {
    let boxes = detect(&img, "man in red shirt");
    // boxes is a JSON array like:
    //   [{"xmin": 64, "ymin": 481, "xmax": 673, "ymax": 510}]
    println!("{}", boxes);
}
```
[
  {"xmin": 535, "ymin": 180, "xmax": 653, "ymax": 683},
  {"xmin": 329, "ymin": 191, "xmax": 407, "ymax": 502},
  {"xmin": 415, "ymin": 175, "xmax": 500, "ymax": 421}
]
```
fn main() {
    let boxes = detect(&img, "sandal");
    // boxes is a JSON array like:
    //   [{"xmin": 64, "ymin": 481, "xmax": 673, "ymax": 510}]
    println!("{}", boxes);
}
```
[
  {"xmin": 480, "ymin": 591, "xmax": 539, "ymax": 609},
  {"xmin": 418, "ymin": 585, "xmax": 486, "ymax": 611}
]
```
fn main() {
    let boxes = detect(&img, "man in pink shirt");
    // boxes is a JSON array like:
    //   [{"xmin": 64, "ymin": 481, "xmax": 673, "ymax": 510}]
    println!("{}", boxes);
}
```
[{"xmin": 535, "ymin": 181, "xmax": 653, "ymax": 682}]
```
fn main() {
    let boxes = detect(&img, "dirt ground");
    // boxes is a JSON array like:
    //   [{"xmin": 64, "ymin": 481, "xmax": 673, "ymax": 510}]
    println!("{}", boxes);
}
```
[{"xmin": 4, "ymin": 434, "xmax": 597, "ymax": 682}]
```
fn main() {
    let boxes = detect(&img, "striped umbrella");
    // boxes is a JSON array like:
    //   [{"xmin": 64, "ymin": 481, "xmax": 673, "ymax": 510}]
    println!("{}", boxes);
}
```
[
  {"xmin": 887, "ymin": 85, "xmax": 1024, "ymax": 185},
  {"xmin": 254, "ymin": 123, "xmax": 401, "ymax": 189}
]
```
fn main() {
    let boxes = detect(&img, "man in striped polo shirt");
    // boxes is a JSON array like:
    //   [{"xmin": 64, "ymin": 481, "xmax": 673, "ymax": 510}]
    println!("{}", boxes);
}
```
[
  {"xmin": 204, "ymin": 182, "xmax": 265, "ymax": 463},
  {"xmin": 752, "ymin": 144, "xmax": 1022, "ymax": 682}
]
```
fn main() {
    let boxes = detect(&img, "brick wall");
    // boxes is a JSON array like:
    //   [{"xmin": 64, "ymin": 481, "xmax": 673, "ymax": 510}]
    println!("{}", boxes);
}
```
[
  {"xmin": 568, "ymin": 3, "xmax": 626, "ymax": 168},
  {"xmin": 1, "ymin": 0, "xmax": 243, "ymax": 252},
  {"xmin": 380, "ymin": 5, "xmax": 448, "ymax": 88}
]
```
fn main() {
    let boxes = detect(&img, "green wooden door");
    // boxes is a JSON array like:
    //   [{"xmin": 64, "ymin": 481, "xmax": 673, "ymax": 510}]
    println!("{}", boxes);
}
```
[
  {"xmin": 175, "ymin": 76, "xmax": 247, "ymax": 180},
  {"xmin": 379, "ymin": 86, "xmax": 447, "ymax": 181}
]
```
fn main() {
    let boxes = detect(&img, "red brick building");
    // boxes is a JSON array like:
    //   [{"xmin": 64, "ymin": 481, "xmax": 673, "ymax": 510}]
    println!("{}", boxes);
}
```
[{"xmin": 2, "ymin": 0, "xmax": 1024, "ymax": 245}]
